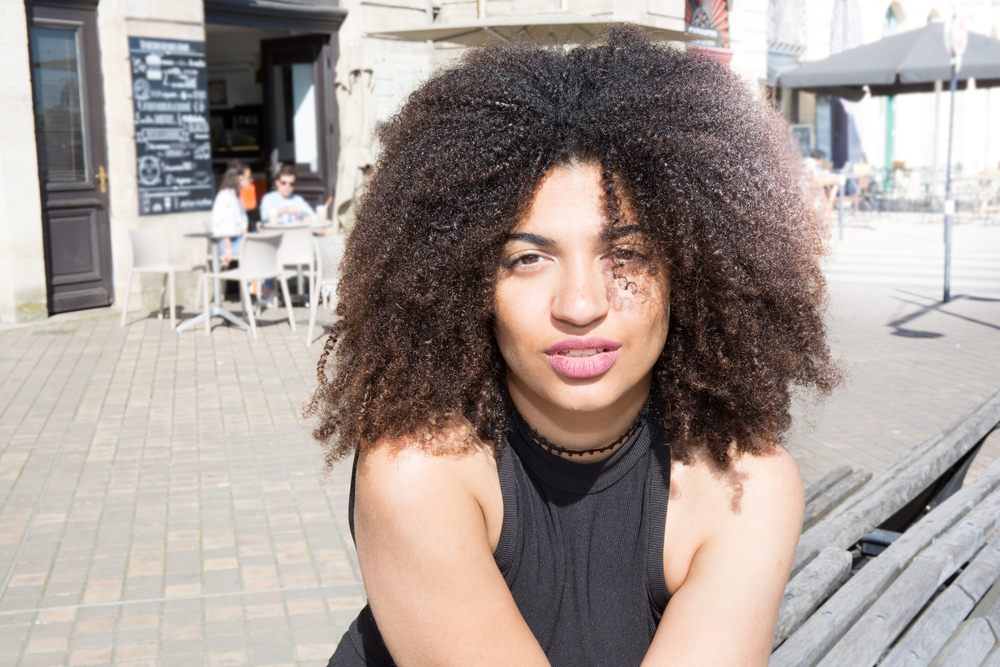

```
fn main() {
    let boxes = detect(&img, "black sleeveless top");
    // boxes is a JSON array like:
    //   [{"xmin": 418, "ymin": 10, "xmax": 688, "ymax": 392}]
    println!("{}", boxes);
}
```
[{"xmin": 328, "ymin": 412, "xmax": 672, "ymax": 667}]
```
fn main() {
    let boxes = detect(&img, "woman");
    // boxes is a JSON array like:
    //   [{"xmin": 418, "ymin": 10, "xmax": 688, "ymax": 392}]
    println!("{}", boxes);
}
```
[
  {"xmin": 309, "ymin": 27, "xmax": 839, "ymax": 666},
  {"xmin": 211, "ymin": 162, "xmax": 251, "ymax": 268}
]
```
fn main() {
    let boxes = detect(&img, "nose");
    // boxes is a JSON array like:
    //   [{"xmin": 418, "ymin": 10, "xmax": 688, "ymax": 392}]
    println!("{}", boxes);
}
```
[{"xmin": 551, "ymin": 259, "xmax": 609, "ymax": 329}]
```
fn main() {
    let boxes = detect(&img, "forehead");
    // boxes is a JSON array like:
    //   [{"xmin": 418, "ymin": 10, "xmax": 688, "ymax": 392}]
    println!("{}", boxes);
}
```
[{"xmin": 514, "ymin": 163, "xmax": 607, "ymax": 236}]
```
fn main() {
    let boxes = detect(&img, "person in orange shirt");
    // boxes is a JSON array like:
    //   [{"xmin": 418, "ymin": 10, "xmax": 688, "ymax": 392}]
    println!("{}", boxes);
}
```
[{"xmin": 231, "ymin": 160, "xmax": 260, "ymax": 231}]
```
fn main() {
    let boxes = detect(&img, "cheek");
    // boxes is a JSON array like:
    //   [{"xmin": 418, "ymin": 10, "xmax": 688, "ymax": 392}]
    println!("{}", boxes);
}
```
[
  {"xmin": 494, "ymin": 284, "xmax": 528, "ymax": 366},
  {"xmin": 495, "ymin": 280, "xmax": 552, "ymax": 371}
]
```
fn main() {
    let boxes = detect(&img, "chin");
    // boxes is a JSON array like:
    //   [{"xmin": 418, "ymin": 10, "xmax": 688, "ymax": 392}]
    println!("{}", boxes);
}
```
[{"xmin": 544, "ymin": 379, "xmax": 633, "ymax": 413}]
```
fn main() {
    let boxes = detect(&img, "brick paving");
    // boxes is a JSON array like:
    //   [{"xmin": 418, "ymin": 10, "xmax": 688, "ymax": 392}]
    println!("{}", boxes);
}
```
[
  {"xmin": 0, "ymin": 235, "xmax": 999, "ymax": 664},
  {"xmin": 0, "ymin": 313, "xmax": 360, "ymax": 667}
]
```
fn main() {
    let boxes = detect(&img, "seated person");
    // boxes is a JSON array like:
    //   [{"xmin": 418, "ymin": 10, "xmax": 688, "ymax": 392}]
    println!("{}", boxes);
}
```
[
  {"xmin": 211, "ymin": 162, "xmax": 250, "ymax": 268},
  {"xmin": 260, "ymin": 164, "xmax": 317, "ymax": 226}
]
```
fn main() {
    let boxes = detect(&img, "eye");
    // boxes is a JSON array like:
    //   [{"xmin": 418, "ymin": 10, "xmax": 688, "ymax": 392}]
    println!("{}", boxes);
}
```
[
  {"xmin": 606, "ymin": 246, "xmax": 646, "ymax": 263},
  {"xmin": 505, "ymin": 252, "xmax": 548, "ymax": 272}
]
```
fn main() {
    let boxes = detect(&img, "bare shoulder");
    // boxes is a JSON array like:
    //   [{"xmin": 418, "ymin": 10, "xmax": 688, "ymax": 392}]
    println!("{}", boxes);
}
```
[
  {"xmin": 354, "ymin": 420, "xmax": 504, "ymax": 549},
  {"xmin": 652, "ymin": 445, "xmax": 804, "ymax": 665},
  {"xmin": 352, "ymin": 424, "xmax": 547, "ymax": 666},
  {"xmin": 673, "ymin": 444, "xmax": 803, "ymax": 520},
  {"xmin": 357, "ymin": 422, "xmax": 498, "ymax": 495},
  {"xmin": 664, "ymin": 444, "xmax": 803, "ymax": 594},
  {"xmin": 727, "ymin": 445, "xmax": 804, "ymax": 516}
]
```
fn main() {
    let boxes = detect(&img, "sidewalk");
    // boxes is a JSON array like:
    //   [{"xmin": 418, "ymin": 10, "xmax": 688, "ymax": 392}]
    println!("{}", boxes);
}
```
[{"xmin": 0, "ymin": 225, "xmax": 999, "ymax": 664}]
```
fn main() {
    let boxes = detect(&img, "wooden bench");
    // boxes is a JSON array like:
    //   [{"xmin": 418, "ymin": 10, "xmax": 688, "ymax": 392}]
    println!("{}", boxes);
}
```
[{"xmin": 771, "ymin": 387, "xmax": 1000, "ymax": 667}]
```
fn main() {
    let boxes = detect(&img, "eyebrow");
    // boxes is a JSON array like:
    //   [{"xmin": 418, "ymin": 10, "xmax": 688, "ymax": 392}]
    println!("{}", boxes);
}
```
[
  {"xmin": 599, "ymin": 224, "xmax": 644, "ymax": 243},
  {"xmin": 505, "ymin": 232, "xmax": 555, "ymax": 246}
]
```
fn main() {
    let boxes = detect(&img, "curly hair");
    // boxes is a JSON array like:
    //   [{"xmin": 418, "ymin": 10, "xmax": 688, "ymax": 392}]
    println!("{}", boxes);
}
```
[{"xmin": 307, "ymin": 26, "xmax": 840, "ymax": 469}]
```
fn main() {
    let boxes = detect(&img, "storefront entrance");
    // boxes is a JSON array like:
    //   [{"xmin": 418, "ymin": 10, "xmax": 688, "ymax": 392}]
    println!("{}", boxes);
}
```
[
  {"xmin": 26, "ymin": 0, "xmax": 113, "ymax": 314},
  {"xmin": 204, "ymin": 23, "xmax": 339, "ymax": 210}
]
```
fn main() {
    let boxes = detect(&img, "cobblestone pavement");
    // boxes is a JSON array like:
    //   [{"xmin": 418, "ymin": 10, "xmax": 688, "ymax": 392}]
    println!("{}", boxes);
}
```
[{"xmin": 1, "ymin": 240, "xmax": 999, "ymax": 665}]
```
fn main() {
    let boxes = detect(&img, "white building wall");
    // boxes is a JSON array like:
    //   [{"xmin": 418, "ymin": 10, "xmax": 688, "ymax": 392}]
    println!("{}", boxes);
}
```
[
  {"xmin": 98, "ymin": 0, "xmax": 209, "ymax": 313},
  {"xmin": 0, "ymin": 0, "xmax": 48, "ymax": 323},
  {"xmin": 729, "ymin": 0, "xmax": 768, "ymax": 84}
]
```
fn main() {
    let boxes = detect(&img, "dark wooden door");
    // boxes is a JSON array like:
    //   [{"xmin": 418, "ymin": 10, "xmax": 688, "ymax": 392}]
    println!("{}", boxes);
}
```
[
  {"xmin": 260, "ymin": 35, "xmax": 339, "ymax": 208},
  {"xmin": 26, "ymin": 1, "xmax": 113, "ymax": 314}
]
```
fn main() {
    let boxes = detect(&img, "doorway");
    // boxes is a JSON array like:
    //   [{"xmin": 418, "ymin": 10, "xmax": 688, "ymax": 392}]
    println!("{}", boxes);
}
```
[
  {"xmin": 261, "ymin": 35, "xmax": 337, "ymax": 207},
  {"xmin": 204, "ymin": 24, "xmax": 338, "ymax": 212},
  {"xmin": 26, "ymin": 0, "xmax": 113, "ymax": 314}
]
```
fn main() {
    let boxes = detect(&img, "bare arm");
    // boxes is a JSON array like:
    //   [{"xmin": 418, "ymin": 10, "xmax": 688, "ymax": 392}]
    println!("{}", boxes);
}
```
[
  {"xmin": 642, "ymin": 447, "xmax": 804, "ymax": 666},
  {"xmin": 354, "ymin": 440, "xmax": 550, "ymax": 667}
]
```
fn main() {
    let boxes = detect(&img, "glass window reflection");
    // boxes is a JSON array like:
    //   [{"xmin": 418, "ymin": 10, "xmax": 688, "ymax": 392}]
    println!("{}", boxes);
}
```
[{"xmin": 30, "ymin": 26, "xmax": 89, "ymax": 184}]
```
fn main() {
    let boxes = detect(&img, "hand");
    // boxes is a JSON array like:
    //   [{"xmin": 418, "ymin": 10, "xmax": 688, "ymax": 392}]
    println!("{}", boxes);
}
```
[{"xmin": 221, "ymin": 251, "xmax": 232, "ymax": 268}]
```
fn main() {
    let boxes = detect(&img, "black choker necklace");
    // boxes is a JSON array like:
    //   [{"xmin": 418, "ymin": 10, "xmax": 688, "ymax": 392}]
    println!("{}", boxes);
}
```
[{"xmin": 515, "ymin": 400, "xmax": 651, "ymax": 458}]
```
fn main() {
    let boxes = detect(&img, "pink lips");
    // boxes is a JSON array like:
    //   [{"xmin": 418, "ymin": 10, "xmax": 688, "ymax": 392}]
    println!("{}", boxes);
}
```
[{"xmin": 545, "ymin": 337, "xmax": 621, "ymax": 379}]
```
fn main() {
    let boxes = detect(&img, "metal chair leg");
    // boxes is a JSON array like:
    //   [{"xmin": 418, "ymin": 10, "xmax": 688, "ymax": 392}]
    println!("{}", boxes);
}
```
[
  {"xmin": 159, "ymin": 274, "xmax": 168, "ymax": 320},
  {"xmin": 242, "ymin": 280, "xmax": 258, "ymax": 340},
  {"xmin": 168, "ymin": 272, "xmax": 176, "ymax": 330},
  {"xmin": 203, "ymin": 274, "xmax": 211, "ymax": 336},
  {"xmin": 120, "ymin": 270, "xmax": 133, "ymax": 327},
  {"xmin": 279, "ymin": 277, "xmax": 296, "ymax": 333}
]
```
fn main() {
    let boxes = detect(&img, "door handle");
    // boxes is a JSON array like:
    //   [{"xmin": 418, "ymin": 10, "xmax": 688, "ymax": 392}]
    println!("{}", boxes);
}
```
[{"xmin": 98, "ymin": 166, "xmax": 108, "ymax": 194}]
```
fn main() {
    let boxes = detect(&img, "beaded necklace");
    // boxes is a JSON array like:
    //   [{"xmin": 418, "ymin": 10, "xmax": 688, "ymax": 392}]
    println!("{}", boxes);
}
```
[{"xmin": 513, "ymin": 399, "xmax": 651, "ymax": 458}]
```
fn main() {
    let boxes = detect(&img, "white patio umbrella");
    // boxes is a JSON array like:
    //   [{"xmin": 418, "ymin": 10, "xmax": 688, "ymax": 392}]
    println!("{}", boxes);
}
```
[
  {"xmin": 373, "ymin": 13, "xmax": 693, "ymax": 46},
  {"xmin": 333, "ymin": 45, "xmax": 376, "ymax": 234}
]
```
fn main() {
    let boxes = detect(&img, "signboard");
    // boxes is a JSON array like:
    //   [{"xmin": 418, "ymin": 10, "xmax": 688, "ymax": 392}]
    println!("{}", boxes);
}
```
[
  {"xmin": 685, "ymin": 0, "xmax": 730, "ymax": 46},
  {"xmin": 129, "ymin": 37, "xmax": 214, "ymax": 216},
  {"xmin": 371, "ymin": 51, "xmax": 431, "ymax": 127}
]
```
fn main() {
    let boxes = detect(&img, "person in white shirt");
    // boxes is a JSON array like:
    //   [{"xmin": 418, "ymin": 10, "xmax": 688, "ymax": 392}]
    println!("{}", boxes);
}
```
[
  {"xmin": 211, "ymin": 163, "xmax": 251, "ymax": 268},
  {"xmin": 259, "ymin": 164, "xmax": 317, "ymax": 226}
]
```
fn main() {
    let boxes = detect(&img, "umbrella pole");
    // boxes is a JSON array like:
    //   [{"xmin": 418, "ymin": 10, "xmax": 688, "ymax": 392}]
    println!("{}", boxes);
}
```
[
  {"xmin": 943, "ymin": 62, "xmax": 958, "ymax": 304},
  {"xmin": 931, "ymin": 80, "xmax": 942, "ymax": 211}
]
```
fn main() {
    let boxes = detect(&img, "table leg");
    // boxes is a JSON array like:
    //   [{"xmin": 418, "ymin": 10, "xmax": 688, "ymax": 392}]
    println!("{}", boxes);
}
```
[{"xmin": 176, "ymin": 239, "xmax": 251, "ymax": 333}]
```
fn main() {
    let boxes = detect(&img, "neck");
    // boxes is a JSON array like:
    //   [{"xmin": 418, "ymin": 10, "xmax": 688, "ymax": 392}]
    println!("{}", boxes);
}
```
[{"xmin": 507, "ymin": 373, "xmax": 653, "ymax": 462}]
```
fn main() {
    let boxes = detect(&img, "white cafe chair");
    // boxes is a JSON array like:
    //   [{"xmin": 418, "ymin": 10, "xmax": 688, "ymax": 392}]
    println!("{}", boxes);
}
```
[
  {"xmin": 260, "ymin": 223, "xmax": 316, "ymax": 307},
  {"xmin": 307, "ymin": 233, "xmax": 346, "ymax": 345},
  {"xmin": 120, "ymin": 227, "xmax": 203, "ymax": 330},
  {"xmin": 198, "ymin": 234, "xmax": 296, "ymax": 340}
]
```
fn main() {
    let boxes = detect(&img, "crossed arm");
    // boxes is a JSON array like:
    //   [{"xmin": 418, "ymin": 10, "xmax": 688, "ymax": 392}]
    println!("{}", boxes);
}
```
[{"xmin": 353, "ymin": 441, "xmax": 803, "ymax": 667}]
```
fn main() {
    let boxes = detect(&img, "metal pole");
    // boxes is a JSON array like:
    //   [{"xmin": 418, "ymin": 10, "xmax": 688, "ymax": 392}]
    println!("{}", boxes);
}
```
[
  {"xmin": 943, "ymin": 61, "xmax": 957, "ymax": 303},
  {"xmin": 838, "ymin": 173, "xmax": 845, "ymax": 241},
  {"xmin": 931, "ymin": 80, "xmax": 942, "ymax": 210},
  {"xmin": 477, "ymin": 0, "xmax": 486, "ymax": 18}
]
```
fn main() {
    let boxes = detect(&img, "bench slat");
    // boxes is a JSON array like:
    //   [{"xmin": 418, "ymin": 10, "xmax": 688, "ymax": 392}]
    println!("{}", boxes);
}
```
[
  {"xmin": 971, "ymin": 576, "xmax": 1000, "ymax": 642},
  {"xmin": 770, "ymin": 454, "xmax": 1000, "ymax": 667},
  {"xmin": 879, "ymin": 533, "xmax": 1000, "ymax": 667},
  {"xmin": 815, "ymin": 485, "xmax": 1000, "ymax": 667},
  {"xmin": 981, "ymin": 645, "xmax": 1000, "ymax": 666},
  {"xmin": 791, "ymin": 387, "xmax": 1000, "ymax": 577},
  {"xmin": 772, "ymin": 547, "xmax": 852, "ymax": 649},
  {"xmin": 802, "ymin": 469, "xmax": 871, "ymax": 531},
  {"xmin": 927, "ymin": 618, "xmax": 995, "ymax": 667},
  {"xmin": 804, "ymin": 466, "xmax": 854, "ymax": 506},
  {"xmin": 880, "ymin": 587, "xmax": 977, "ymax": 667}
]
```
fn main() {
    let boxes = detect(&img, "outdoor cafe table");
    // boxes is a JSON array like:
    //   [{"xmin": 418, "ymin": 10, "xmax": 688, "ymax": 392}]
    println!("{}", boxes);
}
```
[{"xmin": 175, "ymin": 232, "xmax": 251, "ymax": 334}]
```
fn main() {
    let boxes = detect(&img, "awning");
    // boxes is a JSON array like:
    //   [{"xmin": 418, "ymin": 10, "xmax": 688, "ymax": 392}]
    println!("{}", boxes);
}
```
[
  {"xmin": 776, "ymin": 22, "xmax": 1000, "ymax": 100},
  {"xmin": 371, "ymin": 13, "xmax": 693, "ymax": 46}
]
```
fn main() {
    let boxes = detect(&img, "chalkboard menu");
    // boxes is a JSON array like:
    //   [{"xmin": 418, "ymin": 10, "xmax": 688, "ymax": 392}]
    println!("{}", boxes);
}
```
[{"xmin": 129, "ymin": 37, "xmax": 214, "ymax": 216}]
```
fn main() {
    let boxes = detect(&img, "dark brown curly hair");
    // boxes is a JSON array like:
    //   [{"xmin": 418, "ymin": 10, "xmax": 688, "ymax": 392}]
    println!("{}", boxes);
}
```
[{"xmin": 307, "ymin": 26, "xmax": 840, "ymax": 469}]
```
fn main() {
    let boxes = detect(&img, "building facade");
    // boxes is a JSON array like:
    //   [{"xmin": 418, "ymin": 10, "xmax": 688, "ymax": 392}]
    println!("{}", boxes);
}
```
[
  {"xmin": 2, "ymin": 0, "xmax": 997, "ymax": 324},
  {"xmin": 1, "ymin": 0, "xmax": 346, "ymax": 324}
]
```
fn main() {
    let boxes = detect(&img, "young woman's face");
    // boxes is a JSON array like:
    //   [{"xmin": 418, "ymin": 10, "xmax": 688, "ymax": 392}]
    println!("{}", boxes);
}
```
[{"xmin": 494, "ymin": 162, "xmax": 670, "ymax": 416}]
